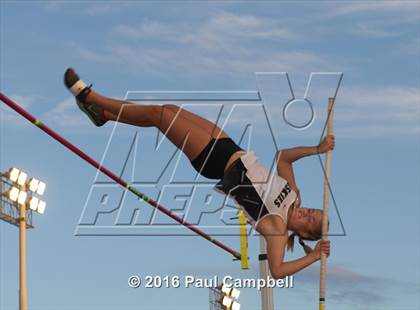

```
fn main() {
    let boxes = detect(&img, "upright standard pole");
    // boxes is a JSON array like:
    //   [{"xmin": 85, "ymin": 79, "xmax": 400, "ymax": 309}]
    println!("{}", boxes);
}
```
[
  {"xmin": 259, "ymin": 235, "xmax": 274, "ymax": 310},
  {"xmin": 319, "ymin": 97, "xmax": 334, "ymax": 310},
  {"xmin": 19, "ymin": 186, "xmax": 27, "ymax": 310},
  {"xmin": 0, "ymin": 92, "xmax": 241, "ymax": 260},
  {"xmin": 238, "ymin": 209, "xmax": 249, "ymax": 270}
]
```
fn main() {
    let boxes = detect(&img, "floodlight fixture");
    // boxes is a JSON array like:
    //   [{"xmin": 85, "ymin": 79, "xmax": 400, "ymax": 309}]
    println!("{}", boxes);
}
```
[
  {"xmin": 221, "ymin": 283, "xmax": 240, "ymax": 299},
  {"xmin": 28, "ymin": 178, "xmax": 39, "ymax": 192},
  {"xmin": 29, "ymin": 197, "xmax": 39, "ymax": 211},
  {"xmin": 27, "ymin": 178, "xmax": 46, "ymax": 195},
  {"xmin": 17, "ymin": 172, "xmax": 28, "ymax": 186},
  {"xmin": 9, "ymin": 168, "xmax": 20, "ymax": 182},
  {"xmin": 37, "ymin": 201, "xmax": 46, "ymax": 214},
  {"xmin": 222, "ymin": 296, "xmax": 233, "ymax": 308},
  {"xmin": 220, "ymin": 296, "xmax": 240, "ymax": 310},
  {"xmin": 221, "ymin": 283, "xmax": 231, "ymax": 295},
  {"xmin": 28, "ymin": 197, "xmax": 46, "ymax": 214},
  {"xmin": 17, "ymin": 191, "xmax": 27, "ymax": 204},
  {"xmin": 231, "ymin": 288, "xmax": 240, "ymax": 299},
  {"xmin": 8, "ymin": 187, "xmax": 20, "ymax": 202},
  {"xmin": 231, "ymin": 301, "xmax": 240, "ymax": 310},
  {"xmin": 36, "ymin": 181, "xmax": 46, "ymax": 195}
]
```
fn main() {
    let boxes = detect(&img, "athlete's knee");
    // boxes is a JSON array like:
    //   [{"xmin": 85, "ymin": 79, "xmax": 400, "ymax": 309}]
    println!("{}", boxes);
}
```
[
  {"xmin": 140, "ymin": 104, "xmax": 162, "ymax": 127},
  {"xmin": 162, "ymin": 104, "xmax": 180, "ymax": 113},
  {"xmin": 152, "ymin": 104, "xmax": 181, "ymax": 127},
  {"xmin": 161, "ymin": 104, "xmax": 184, "ymax": 123}
]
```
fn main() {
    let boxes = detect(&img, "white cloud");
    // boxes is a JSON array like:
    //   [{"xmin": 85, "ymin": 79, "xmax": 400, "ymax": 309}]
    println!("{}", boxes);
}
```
[
  {"xmin": 335, "ymin": 86, "xmax": 419, "ymax": 137},
  {"xmin": 78, "ymin": 44, "xmax": 333, "ymax": 82},
  {"xmin": 42, "ymin": 1, "xmax": 136, "ymax": 16},
  {"xmin": 78, "ymin": 11, "xmax": 333, "ymax": 76},
  {"xmin": 76, "ymin": 47, "xmax": 120, "ymax": 64},
  {"xmin": 114, "ymin": 11, "xmax": 295, "ymax": 45},
  {"xmin": 341, "ymin": 86, "xmax": 418, "ymax": 109},
  {"xmin": 396, "ymin": 37, "xmax": 420, "ymax": 56},
  {"xmin": 114, "ymin": 21, "xmax": 177, "ymax": 39},
  {"xmin": 298, "ymin": 263, "xmax": 417, "ymax": 306},
  {"xmin": 0, "ymin": 112, "xmax": 28, "ymax": 129},
  {"xmin": 188, "ymin": 11, "xmax": 295, "ymax": 44},
  {"xmin": 210, "ymin": 84, "xmax": 420, "ymax": 138},
  {"xmin": 310, "ymin": 2, "xmax": 419, "ymax": 39},
  {"xmin": 43, "ymin": 97, "xmax": 89, "ymax": 128},
  {"xmin": 352, "ymin": 23, "xmax": 402, "ymax": 38},
  {"xmin": 42, "ymin": 1, "xmax": 68, "ymax": 11},
  {"xmin": 70, "ymin": 10, "xmax": 418, "ymax": 138},
  {"xmin": 7, "ymin": 94, "xmax": 41, "ymax": 109},
  {"xmin": 328, "ymin": 1, "xmax": 420, "ymax": 17},
  {"xmin": 86, "ymin": 2, "xmax": 136, "ymax": 16},
  {"xmin": 0, "ymin": 94, "xmax": 45, "ymax": 128}
]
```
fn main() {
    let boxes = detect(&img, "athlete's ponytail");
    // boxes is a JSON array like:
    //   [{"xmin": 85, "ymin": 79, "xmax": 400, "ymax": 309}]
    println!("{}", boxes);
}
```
[
  {"xmin": 286, "ymin": 233, "xmax": 296, "ymax": 252},
  {"xmin": 287, "ymin": 232, "xmax": 314, "ymax": 254},
  {"xmin": 298, "ymin": 237, "xmax": 314, "ymax": 255}
]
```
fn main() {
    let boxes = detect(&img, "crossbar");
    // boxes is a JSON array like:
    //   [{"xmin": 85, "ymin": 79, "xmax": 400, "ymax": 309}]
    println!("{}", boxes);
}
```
[{"xmin": 0, "ymin": 92, "xmax": 241, "ymax": 259}]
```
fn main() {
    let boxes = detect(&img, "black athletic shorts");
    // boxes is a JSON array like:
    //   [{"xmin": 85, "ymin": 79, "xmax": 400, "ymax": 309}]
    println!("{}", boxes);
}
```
[
  {"xmin": 214, "ymin": 157, "xmax": 269, "ymax": 223},
  {"xmin": 190, "ymin": 137, "xmax": 243, "ymax": 179}
]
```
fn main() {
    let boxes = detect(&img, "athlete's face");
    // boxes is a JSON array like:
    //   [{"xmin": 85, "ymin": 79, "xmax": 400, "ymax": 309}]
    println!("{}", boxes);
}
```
[{"xmin": 291, "ymin": 208, "xmax": 322, "ymax": 239}]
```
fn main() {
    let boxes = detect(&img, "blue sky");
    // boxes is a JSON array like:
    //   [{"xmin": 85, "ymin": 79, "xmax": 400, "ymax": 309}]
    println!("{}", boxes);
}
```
[{"xmin": 0, "ymin": 1, "xmax": 419, "ymax": 309}]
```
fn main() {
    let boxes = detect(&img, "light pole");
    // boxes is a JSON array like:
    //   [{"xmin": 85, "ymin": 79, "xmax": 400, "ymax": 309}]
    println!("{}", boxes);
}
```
[
  {"xmin": 19, "ymin": 182, "xmax": 27, "ymax": 310},
  {"xmin": 0, "ymin": 168, "xmax": 46, "ymax": 310}
]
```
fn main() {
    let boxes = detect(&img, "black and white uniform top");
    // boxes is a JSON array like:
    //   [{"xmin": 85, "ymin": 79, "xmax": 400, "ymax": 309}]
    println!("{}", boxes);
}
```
[{"xmin": 214, "ymin": 151, "xmax": 297, "ymax": 227}]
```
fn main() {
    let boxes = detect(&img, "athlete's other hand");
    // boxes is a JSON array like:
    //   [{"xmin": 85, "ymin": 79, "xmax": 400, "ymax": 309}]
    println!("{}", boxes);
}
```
[
  {"xmin": 312, "ymin": 240, "xmax": 330, "ymax": 260},
  {"xmin": 318, "ymin": 135, "xmax": 335, "ymax": 154}
]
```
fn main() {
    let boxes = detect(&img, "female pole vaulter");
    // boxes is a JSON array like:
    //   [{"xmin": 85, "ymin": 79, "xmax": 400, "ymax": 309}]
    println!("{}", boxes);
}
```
[{"xmin": 64, "ymin": 68, "xmax": 332, "ymax": 279}]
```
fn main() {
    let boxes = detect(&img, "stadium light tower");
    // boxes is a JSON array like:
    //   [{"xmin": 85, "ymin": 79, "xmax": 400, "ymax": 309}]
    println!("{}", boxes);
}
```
[
  {"xmin": 0, "ymin": 168, "xmax": 47, "ymax": 310},
  {"xmin": 209, "ymin": 283, "xmax": 241, "ymax": 310}
]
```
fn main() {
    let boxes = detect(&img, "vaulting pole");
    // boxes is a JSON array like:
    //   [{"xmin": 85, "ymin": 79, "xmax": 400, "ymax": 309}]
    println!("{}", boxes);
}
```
[
  {"xmin": 0, "ymin": 92, "xmax": 241, "ymax": 260},
  {"xmin": 319, "ymin": 97, "xmax": 334, "ymax": 310}
]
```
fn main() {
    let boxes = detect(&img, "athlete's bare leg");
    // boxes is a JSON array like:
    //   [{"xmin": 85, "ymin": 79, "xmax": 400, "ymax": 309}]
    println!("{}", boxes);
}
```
[
  {"xmin": 85, "ymin": 90, "xmax": 217, "ymax": 161},
  {"xmin": 86, "ymin": 89, "xmax": 229, "ymax": 139},
  {"xmin": 163, "ymin": 104, "xmax": 229, "ymax": 139}
]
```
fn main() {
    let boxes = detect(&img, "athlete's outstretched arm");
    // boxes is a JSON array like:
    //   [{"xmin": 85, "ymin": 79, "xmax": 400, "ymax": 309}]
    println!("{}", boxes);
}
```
[
  {"xmin": 276, "ymin": 152, "xmax": 302, "ymax": 207},
  {"xmin": 265, "ymin": 234, "xmax": 330, "ymax": 279},
  {"xmin": 278, "ymin": 135, "xmax": 335, "ymax": 164},
  {"xmin": 276, "ymin": 156, "xmax": 299, "ymax": 193},
  {"xmin": 266, "ymin": 234, "xmax": 316, "ymax": 279},
  {"xmin": 276, "ymin": 135, "xmax": 335, "ymax": 207},
  {"xmin": 276, "ymin": 145, "xmax": 318, "ymax": 197}
]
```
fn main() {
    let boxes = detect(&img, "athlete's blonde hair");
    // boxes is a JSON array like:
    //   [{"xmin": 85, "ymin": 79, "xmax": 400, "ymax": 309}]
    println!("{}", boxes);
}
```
[{"xmin": 286, "ymin": 211, "xmax": 326, "ymax": 254}]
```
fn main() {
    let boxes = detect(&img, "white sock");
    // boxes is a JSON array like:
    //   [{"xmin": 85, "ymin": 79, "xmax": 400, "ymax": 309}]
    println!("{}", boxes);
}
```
[{"xmin": 69, "ymin": 80, "xmax": 87, "ymax": 97}]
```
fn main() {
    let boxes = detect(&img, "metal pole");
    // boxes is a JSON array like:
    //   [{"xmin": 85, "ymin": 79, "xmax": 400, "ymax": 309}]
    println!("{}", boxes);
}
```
[
  {"xmin": 0, "ymin": 92, "xmax": 241, "ymax": 259},
  {"xmin": 259, "ymin": 235, "xmax": 273, "ymax": 310},
  {"xmin": 319, "ymin": 97, "xmax": 334, "ymax": 310},
  {"xmin": 19, "ymin": 186, "xmax": 27, "ymax": 310}
]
